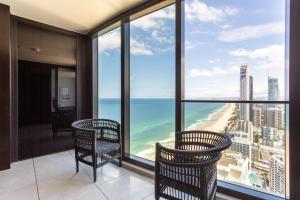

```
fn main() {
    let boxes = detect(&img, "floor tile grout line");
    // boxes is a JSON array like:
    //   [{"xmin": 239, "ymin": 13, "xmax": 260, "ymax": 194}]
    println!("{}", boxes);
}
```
[
  {"xmin": 32, "ymin": 159, "xmax": 41, "ymax": 200},
  {"xmin": 67, "ymin": 150, "xmax": 110, "ymax": 200},
  {"xmin": 142, "ymin": 192, "xmax": 154, "ymax": 200},
  {"xmin": 80, "ymin": 164, "xmax": 110, "ymax": 200}
]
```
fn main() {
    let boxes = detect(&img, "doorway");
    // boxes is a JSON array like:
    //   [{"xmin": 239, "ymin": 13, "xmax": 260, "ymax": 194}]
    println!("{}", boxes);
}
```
[{"xmin": 18, "ymin": 60, "xmax": 75, "ymax": 160}]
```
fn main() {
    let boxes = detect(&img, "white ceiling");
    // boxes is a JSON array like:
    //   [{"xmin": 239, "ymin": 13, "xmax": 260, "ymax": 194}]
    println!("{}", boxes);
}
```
[{"xmin": 0, "ymin": 0, "xmax": 146, "ymax": 34}]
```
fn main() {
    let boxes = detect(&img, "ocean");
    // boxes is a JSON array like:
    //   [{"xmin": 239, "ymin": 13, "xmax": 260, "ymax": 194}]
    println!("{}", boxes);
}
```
[{"xmin": 98, "ymin": 98, "xmax": 225, "ymax": 158}]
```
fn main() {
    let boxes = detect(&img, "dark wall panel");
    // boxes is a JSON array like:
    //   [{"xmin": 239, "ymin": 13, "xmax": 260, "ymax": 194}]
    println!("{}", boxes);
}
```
[
  {"xmin": 0, "ymin": 3, "xmax": 10, "ymax": 170},
  {"xmin": 76, "ymin": 36, "xmax": 92, "ymax": 120}
]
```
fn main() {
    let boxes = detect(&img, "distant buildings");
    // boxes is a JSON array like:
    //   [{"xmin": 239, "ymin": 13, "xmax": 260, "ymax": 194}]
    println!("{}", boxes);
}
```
[
  {"xmin": 263, "ymin": 107, "xmax": 284, "ymax": 129},
  {"xmin": 249, "ymin": 76, "xmax": 254, "ymax": 121},
  {"xmin": 268, "ymin": 77, "xmax": 279, "ymax": 101},
  {"xmin": 237, "ymin": 120, "xmax": 253, "ymax": 141},
  {"xmin": 240, "ymin": 65, "xmax": 249, "ymax": 121},
  {"xmin": 217, "ymin": 152, "xmax": 250, "ymax": 184},
  {"xmin": 223, "ymin": 64, "xmax": 286, "ymax": 195},
  {"xmin": 253, "ymin": 106, "xmax": 262, "ymax": 127},
  {"xmin": 270, "ymin": 155, "xmax": 285, "ymax": 194},
  {"xmin": 262, "ymin": 126, "xmax": 277, "ymax": 146},
  {"xmin": 231, "ymin": 138, "xmax": 252, "ymax": 160}
]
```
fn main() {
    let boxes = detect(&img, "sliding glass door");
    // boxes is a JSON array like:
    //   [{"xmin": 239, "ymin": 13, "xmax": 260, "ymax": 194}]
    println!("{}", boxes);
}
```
[{"xmin": 129, "ymin": 5, "xmax": 176, "ymax": 160}]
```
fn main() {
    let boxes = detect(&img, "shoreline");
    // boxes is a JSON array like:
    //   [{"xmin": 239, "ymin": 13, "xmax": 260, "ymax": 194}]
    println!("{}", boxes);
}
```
[
  {"xmin": 136, "ymin": 103, "xmax": 236, "ymax": 161},
  {"xmin": 190, "ymin": 103, "xmax": 236, "ymax": 132}
]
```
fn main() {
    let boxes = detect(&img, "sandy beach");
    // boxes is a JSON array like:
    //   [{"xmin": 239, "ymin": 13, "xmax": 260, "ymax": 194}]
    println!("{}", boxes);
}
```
[
  {"xmin": 136, "ymin": 103, "xmax": 236, "ymax": 161},
  {"xmin": 188, "ymin": 103, "xmax": 236, "ymax": 132}
]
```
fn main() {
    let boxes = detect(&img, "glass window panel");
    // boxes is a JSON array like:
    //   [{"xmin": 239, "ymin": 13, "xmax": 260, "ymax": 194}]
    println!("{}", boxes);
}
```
[
  {"xmin": 129, "ymin": 4, "xmax": 176, "ymax": 160},
  {"xmin": 184, "ymin": 102, "xmax": 287, "ymax": 198},
  {"xmin": 184, "ymin": 0, "xmax": 287, "ymax": 101},
  {"xmin": 98, "ymin": 27, "xmax": 121, "ymax": 122}
]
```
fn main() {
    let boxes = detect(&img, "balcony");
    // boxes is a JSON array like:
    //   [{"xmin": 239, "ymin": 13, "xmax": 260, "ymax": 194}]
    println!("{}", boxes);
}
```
[{"xmin": 0, "ymin": 0, "xmax": 299, "ymax": 200}]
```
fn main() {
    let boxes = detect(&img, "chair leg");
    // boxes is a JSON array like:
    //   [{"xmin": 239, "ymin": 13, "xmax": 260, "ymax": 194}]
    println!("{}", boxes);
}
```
[
  {"xmin": 118, "ymin": 156, "xmax": 122, "ymax": 167},
  {"xmin": 75, "ymin": 149, "xmax": 79, "ymax": 173},
  {"xmin": 92, "ymin": 154, "xmax": 97, "ymax": 182},
  {"xmin": 76, "ymin": 159, "xmax": 79, "ymax": 173}
]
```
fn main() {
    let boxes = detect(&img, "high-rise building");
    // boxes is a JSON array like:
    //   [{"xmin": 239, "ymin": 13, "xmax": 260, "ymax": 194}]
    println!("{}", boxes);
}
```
[
  {"xmin": 270, "ymin": 155, "xmax": 285, "ymax": 194},
  {"xmin": 249, "ymin": 76, "xmax": 254, "ymax": 122},
  {"xmin": 237, "ymin": 120, "xmax": 254, "ymax": 141},
  {"xmin": 253, "ymin": 106, "xmax": 262, "ymax": 127},
  {"xmin": 262, "ymin": 126, "xmax": 276, "ymax": 141},
  {"xmin": 240, "ymin": 65, "xmax": 249, "ymax": 121},
  {"xmin": 217, "ymin": 152, "xmax": 250, "ymax": 184},
  {"xmin": 263, "ymin": 107, "xmax": 284, "ymax": 129},
  {"xmin": 268, "ymin": 77, "xmax": 279, "ymax": 101},
  {"xmin": 262, "ymin": 126, "xmax": 277, "ymax": 146},
  {"xmin": 231, "ymin": 138, "xmax": 252, "ymax": 160}
]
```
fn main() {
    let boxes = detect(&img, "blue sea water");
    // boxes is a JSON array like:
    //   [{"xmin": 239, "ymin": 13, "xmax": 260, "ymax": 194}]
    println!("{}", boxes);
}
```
[{"xmin": 98, "ymin": 98, "xmax": 224, "ymax": 155}]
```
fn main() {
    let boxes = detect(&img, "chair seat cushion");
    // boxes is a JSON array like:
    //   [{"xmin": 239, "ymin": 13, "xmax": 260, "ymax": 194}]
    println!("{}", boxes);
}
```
[{"xmin": 96, "ymin": 140, "xmax": 120, "ymax": 155}]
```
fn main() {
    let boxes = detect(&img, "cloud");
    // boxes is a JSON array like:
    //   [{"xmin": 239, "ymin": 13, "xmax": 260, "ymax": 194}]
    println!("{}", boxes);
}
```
[
  {"xmin": 185, "ymin": 40, "xmax": 206, "ymax": 50},
  {"xmin": 131, "ymin": 6, "xmax": 175, "ymax": 30},
  {"xmin": 98, "ymin": 30, "xmax": 153, "ymax": 56},
  {"xmin": 185, "ymin": 41, "xmax": 196, "ymax": 50},
  {"xmin": 98, "ymin": 30, "xmax": 120, "ymax": 53},
  {"xmin": 188, "ymin": 66, "xmax": 239, "ymax": 78},
  {"xmin": 151, "ymin": 30, "xmax": 174, "ymax": 43},
  {"xmin": 185, "ymin": 0, "xmax": 238, "ymax": 23},
  {"xmin": 218, "ymin": 21, "xmax": 284, "ymax": 42},
  {"xmin": 130, "ymin": 39, "xmax": 153, "ymax": 55},
  {"xmin": 229, "ymin": 44, "xmax": 284, "ymax": 69}
]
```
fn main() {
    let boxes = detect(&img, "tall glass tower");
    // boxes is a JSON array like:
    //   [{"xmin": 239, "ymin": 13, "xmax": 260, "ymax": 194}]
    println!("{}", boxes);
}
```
[
  {"xmin": 240, "ymin": 65, "xmax": 249, "ymax": 121},
  {"xmin": 268, "ymin": 77, "xmax": 279, "ymax": 101}
]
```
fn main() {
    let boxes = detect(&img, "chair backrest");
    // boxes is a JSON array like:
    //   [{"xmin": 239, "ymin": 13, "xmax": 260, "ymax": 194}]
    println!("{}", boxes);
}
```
[
  {"xmin": 92, "ymin": 119, "xmax": 120, "ymax": 143},
  {"xmin": 156, "ymin": 143, "xmax": 221, "ymax": 166},
  {"xmin": 72, "ymin": 119, "xmax": 120, "ymax": 151},
  {"xmin": 175, "ymin": 130, "xmax": 231, "ymax": 153}
]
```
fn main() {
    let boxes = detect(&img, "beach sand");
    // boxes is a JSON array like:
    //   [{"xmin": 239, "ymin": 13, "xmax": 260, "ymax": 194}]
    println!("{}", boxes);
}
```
[
  {"xmin": 191, "ymin": 103, "xmax": 236, "ymax": 132},
  {"xmin": 136, "ymin": 103, "xmax": 236, "ymax": 161}
]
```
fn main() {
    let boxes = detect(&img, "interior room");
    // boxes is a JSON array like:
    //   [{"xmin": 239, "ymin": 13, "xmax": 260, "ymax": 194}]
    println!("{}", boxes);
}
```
[{"xmin": 0, "ymin": 0, "xmax": 299, "ymax": 200}]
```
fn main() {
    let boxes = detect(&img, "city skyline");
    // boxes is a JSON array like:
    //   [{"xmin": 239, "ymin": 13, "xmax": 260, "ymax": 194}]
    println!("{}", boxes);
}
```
[{"xmin": 98, "ymin": 0, "xmax": 286, "ymax": 100}]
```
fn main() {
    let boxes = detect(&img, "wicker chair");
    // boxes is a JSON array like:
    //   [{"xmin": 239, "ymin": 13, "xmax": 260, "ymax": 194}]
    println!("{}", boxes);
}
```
[
  {"xmin": 155, "ymin": 131, "xmax": 231, "ymax": 200},
  {"xmin": 72, "ymin": 119, "xmax": 121, "ymax": 182}
]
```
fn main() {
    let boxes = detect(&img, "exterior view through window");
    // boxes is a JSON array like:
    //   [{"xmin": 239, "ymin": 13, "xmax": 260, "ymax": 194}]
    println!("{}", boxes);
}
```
[
  {"xmin": 97, "ymin": 0, "xmax": 289, "ymax": 198},
  {"xmin": 129, "ymin": 4, "xmax": 176, "ymax": 160},
  {"xmin": 98, "ymin": 27, "xmax": 121, "ymax": 122},
  {"xmin": 184, "ymin": 0, "xmax": 288, "ymax": 197}
]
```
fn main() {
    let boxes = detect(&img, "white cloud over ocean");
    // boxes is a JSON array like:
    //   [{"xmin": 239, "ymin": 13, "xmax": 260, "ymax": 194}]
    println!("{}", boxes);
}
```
[{"xmin": 218, "ymin": 21, "xmax": 284, "ymax": 42}]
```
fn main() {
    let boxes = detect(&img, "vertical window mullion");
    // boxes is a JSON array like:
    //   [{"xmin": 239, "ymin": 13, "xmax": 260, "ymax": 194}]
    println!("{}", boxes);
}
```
[
  {"xmin": 175, "ymin": 0, "xmax": 185, "ymax": 132},
  {"xmin": 121, "ymin": 17, "xmax": 131, "ymax": 158}
]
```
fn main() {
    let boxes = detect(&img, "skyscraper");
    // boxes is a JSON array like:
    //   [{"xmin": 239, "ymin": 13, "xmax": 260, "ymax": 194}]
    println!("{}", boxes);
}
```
[
  {"xmin": 270, "ymin": 155, "xmax": 285, "ymax": 194},
  {"xmin": 268, "ymin": 77, "xmax": 279, "ymax": 101},
  {"xmin": 240, "ymin": 65, "xmax": 249, "ymax": 121},
  {"xmin": 249, "ymin": 76, "xmax": 254, "ymax": 121},
  {"xmin": 253, "ymin": 106, "xmax": 262, "ymax": 127},
  {"xmin": 263, "ymin": 107, "xmax": 284, "ymax": 129}
]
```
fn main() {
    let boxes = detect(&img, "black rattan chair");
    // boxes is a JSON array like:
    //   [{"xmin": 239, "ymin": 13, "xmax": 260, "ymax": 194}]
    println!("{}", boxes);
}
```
[
  {"xmin": 72, "ymin": 119, "xmax": 121, "ymax": 182},
  {"xmin": 155, "ymin": 131, "xmax": 231, "ymax": 200}
]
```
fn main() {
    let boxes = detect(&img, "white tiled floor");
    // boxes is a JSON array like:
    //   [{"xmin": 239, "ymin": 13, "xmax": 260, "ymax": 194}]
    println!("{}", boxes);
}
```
[
  {"xmin": 0, "ymin": 150, "xmax": 154, "ymax": 200},
  {"xmin": 0, "ymin": 151, "xmax": 238, "ymax": 200}
]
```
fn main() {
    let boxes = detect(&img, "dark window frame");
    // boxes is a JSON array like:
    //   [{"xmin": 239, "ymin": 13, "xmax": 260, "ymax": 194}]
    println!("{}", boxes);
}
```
[{"xmin": 91, "ymin": 0, "xmax": 298, "ymax": 199}]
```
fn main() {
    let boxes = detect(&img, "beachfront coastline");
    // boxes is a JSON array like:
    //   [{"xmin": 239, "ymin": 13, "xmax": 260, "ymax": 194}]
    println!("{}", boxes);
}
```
[{"xmin": 136, "ymin": 103, "xmax": 236, "ymax": 161}]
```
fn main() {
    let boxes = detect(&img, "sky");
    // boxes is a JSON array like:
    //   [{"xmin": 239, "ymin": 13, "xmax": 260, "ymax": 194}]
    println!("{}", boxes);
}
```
[{"xmin": 98, "ymin": 0, "xmax": 287, "ymax": 100}]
